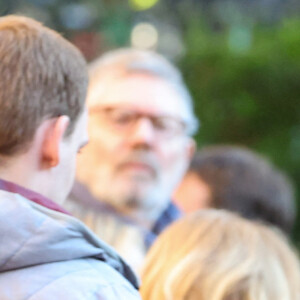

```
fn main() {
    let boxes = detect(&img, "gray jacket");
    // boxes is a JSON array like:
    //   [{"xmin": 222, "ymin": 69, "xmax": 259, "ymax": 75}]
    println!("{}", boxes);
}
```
[{"xmin": 0, "ymin": 189, "xmax": 141, "ymax": 300}]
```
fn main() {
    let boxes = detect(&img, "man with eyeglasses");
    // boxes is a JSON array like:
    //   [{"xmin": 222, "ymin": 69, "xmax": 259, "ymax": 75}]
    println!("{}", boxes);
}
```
[{"xmin": 64, "ymin": 48, "xmax": 198, "ymax": 271}]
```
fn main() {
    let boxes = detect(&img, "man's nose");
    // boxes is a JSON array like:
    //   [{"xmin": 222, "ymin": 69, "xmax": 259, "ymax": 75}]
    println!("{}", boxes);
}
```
[{"xmin": 127, "ymin": 117, "xmax": 155, "ymax": 147}]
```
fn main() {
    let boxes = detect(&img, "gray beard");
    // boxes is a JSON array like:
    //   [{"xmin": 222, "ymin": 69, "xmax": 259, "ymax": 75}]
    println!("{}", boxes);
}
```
[{"xmin": 122, "ymin": 195, "xmax": 143, "ymax": 210}]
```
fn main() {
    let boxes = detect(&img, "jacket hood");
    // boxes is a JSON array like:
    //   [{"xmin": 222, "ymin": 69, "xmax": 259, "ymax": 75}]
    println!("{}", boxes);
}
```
[{"xmin": 0, "ymin": 190, "xmax": 139, "ymax": 289}]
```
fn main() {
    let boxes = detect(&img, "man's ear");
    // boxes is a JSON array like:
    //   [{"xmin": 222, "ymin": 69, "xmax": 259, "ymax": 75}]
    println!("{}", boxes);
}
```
[{"xmin": 41, "ymin": 116, "xmax": 70, "ymax": 168}]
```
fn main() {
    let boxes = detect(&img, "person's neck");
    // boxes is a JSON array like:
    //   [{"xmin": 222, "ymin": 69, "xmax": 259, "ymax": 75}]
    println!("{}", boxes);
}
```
[
  {"xmin": 0, "ymin": 154, "xmax": 46, "ymax": 199},
  {"xmin": 75, "ymin": 177, "xmax": 168, "ymax": 230},
  {"xmin": 0, "ymin": 157, "xmax": 31, "ymax": 188},
  {"xmin": 113, "ymin": 201, "xmax": 168, "ymax": 230}
]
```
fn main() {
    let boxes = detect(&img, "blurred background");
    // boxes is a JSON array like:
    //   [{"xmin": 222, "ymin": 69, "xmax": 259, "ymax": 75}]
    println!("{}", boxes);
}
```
[{"xmin": 1, "ymin": 0, "xmax": 299, "ymax": 246}]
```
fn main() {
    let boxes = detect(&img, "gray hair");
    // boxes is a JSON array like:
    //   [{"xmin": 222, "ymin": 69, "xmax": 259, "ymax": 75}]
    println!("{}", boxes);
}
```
[{"xmin": 89, "ymin": 48, "xmax": 199, "ymax": 135}]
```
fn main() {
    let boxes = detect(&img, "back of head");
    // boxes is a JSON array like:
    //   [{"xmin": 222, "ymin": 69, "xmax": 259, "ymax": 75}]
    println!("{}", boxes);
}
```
[
  {"xmin": 189, "ymin": 145, "xmax": 296, "ymax": 234},
  {"xmin": 141, "ymin": 209, "xmax": 300, "ymax": 300},
  {"xmin": 88, "ymin": 48, "xmax": 198, "ymax": 133},
  {"xmin": 0, "ymin": 15, "xmax": 88, "ymax": 158}
]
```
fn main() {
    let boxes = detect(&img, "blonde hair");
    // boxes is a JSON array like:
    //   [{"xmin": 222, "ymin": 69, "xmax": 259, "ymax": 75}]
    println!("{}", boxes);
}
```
[{"xmin": 141, "ymin": 209, "xmax": 300, "ymax": 300}]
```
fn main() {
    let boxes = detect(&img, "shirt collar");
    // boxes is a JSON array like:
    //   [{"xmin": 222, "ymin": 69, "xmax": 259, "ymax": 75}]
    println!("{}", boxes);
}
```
[
  {"xmin": 71, "ymin": 180, "xmax": 182, "ymax": 248},
  {"xmin": 145, "ymin": 201, "xmax": 182, "ymax": 248},
  {"xmin": 0, "ymin": 178, "xmax": 70, "ymax": 215}
]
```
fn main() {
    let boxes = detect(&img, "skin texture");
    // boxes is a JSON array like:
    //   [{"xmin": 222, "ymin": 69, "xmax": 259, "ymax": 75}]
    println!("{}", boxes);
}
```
[
  {"xmin": 49, "ymin": 108, "xmax": 89, "ymax": 204},
  {"xmin": 76, "ymin": 73, "xmax": 195, "ymax": 223},
  {"xmin": 0, "ymin": 108, "xmax": 88, "ymax": 206},
  {"xmin": 173, "ymin": 172, "xmax": 212, "ymax": 213}
]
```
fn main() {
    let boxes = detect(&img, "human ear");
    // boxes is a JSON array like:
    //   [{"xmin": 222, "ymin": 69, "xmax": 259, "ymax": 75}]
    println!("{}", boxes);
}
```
[{"xmin": 41, "ymin": 116, "xmax": 70, "ymax": 168}]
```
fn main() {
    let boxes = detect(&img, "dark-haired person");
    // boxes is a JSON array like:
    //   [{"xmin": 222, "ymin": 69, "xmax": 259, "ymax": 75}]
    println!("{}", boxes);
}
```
[{"xmin": 174, "ymin": 145, "xmax": 296, "ymax": 234}]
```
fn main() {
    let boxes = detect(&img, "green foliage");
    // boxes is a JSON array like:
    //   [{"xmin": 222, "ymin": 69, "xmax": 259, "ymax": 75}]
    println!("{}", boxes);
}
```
[
  {"xmin": 1, "ymin": 0, "xmax": 299, "ymax": 245},
  {"xmin": 179, "ymin": 17, "xmax": 300, "ymax": 243}
]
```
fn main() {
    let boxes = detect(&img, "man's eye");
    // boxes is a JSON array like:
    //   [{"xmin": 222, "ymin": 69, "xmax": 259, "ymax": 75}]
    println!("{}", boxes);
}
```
[
  {"xmin": 153, "ymin": 118, "xmax": 169, "ymax": 131},
  {"xmin": 154, "ymin": 117, "xmax": 182, "ymax": 132},
  {"xmin": 110, "ymin": 111, "xmax": 135, "ymax": 125}
]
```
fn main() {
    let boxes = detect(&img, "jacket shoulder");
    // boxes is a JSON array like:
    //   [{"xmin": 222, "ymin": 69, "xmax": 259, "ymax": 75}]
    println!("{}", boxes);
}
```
[
  {"xmin": 31, "ymin": 259, "xmax": 141, "ymax": 300},
  {"xmin": 0, "ymin": 258, "xmax": 140, "ymax": 300}
]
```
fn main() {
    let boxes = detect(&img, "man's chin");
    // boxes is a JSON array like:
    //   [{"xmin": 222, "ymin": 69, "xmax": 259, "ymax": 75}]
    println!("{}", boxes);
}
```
[
  {"xmin": 118, "ymin": 174, "xmax": 156, "ymax": 189},
  {"xmin": 122, "ymin": 172, "xmax": 155, "ymax": 183},
  {"xmin": 114, "ymin": 186, "xmax": 152, "ymax": 208}
]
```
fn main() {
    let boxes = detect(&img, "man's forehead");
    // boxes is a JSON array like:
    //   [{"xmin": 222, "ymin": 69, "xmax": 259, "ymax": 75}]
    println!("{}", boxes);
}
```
[{"xmin": 87, "ymin": 73, "xmax": 191, "ymax": 119}]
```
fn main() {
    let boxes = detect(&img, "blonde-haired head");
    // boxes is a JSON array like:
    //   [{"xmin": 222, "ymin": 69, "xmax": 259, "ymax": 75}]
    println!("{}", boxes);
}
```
[{"xmin": 141, "ymin": 209, "xmax": 300, "ymax": 300}]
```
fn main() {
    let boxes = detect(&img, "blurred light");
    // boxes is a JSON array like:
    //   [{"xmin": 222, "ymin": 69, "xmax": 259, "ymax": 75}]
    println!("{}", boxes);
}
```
[
  {"xmin": 157, "ymin": 26, "xmax": 185, "ymax": 60},
  {"xmin": 290, "ymin": 126, "xmax": 300, "ymax": 162},
  {"xmin": 28, "ymin": 0, "xmax": 57, "ymax": 6},
  {"xmin": 71, "ymin": 32, "xmax": 101, "ymax": 61},
  {"xmin": 228, "ymin": 26, "xmax": 252, "ymax": 54},
  {"xmin": 13, "ymin": 3, "xmax": 51, "ymax": 25},
  {"xmin": 129, "ymin": 0, "xmax": 159, "ymax": 11},
  {"xmin": 59, "ymin": 4, "xmax": 94, "ymax": 30},
  {"xmin": 131, "ymin": 22, "xmax": 158, "ymax": 49}
]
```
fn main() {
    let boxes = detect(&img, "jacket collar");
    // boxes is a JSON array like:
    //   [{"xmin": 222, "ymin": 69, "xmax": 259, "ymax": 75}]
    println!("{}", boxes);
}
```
[
  {"xmin": 0, "ymin": 178, "xmax": 140, "ymax": 290},
  {"xmin": 0, "ymin": 178, "xmax": 70, "ymax": 215}
]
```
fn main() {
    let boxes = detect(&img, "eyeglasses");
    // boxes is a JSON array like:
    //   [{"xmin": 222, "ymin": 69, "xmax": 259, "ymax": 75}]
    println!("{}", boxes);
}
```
[{"xmin": 89, "ymin": 106, "xmax": 193, "ymax": 139}]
